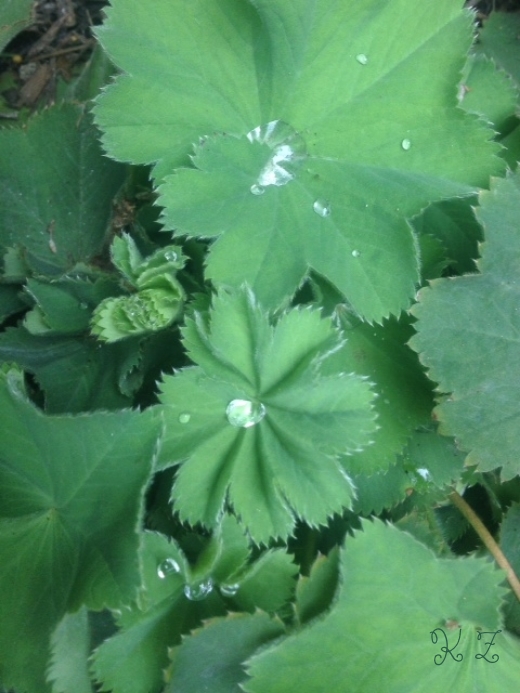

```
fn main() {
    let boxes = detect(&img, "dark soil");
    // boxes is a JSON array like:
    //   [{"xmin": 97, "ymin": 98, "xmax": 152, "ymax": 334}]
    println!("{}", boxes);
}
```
[{"xmin": 0, "ymin": 0, "xmax": 108, "ymax": 114}]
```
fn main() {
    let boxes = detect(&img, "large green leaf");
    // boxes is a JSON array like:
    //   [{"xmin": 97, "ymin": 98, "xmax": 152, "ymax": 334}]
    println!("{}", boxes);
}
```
[
  {"xmin": 0, "ymin": 367, "xmax": 161, "ymax": 693},
  {"xmin": 410, "ymin": 171, "xmax": 520, "ymax": 480},
  {"xmin": 95, "ymin": 0, "xmax": 502, "ymax": 319},
  {"xmin": 245, "ymin": 519, "xmax": 520, "ymax": 693},
  {"xmin": 0, "ymin": 104, "xmax": 126, "ymax": 276},
  {"xmin": 158, "ymin": 287, "xmax": 376, "ymax": 543}
]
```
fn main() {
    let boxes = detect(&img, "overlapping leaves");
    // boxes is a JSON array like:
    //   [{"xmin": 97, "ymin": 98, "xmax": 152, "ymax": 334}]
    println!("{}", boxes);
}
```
[
  {"xmin": 95, "ymin": 0, "xmax": 503, "ymax": 320},
  {"xmin": 0, "ymin": 367, "xmax": 160, "ymax": 693},
  {"xmin": 158, "ymin": 286, "xmax": 376, "ymax": 543},
  {"xmin": 245, "ymin": 519, "xmax": 520, "ymax": 693},
  {"xmin": 410, "ymin": 171, "xmax": 520, "ymax": 480}
]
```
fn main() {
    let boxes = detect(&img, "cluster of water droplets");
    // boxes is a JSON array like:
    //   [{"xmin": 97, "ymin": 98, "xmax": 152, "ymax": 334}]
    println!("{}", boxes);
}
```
[
  {"xmin": 226, "ymin": 399, "xmax": 266, "ymax": 428},
  {"xmin": 247, "ymin": 120, "xmax": 306, "ymax": 195},
  {"xmin": 157, "ymin": 558, "xmax": 216, "ymax": 602}
]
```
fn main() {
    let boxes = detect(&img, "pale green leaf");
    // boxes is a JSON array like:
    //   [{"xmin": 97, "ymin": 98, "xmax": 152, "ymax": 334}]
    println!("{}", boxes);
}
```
[
  {"xmin": 475, "ymin": 12, "xmax": 520, "ymax": 93},
  {"xmin": 231, "ymin": 550, "xmax": 298, "ymax": 614},
  {"xmin": 95, "ymin": 0, "xmax": 502, "ymax": 319},
  {"xmin": 245, "ymin": 519, "xmax": 518, "ymax": 693},
  {"xmin": 158, "ymin": 287, "xmax": 376, "ymax": 542},
  {"xmin": 294, "ymin": 548, "xmax": 340, "ymax": 625},
  {"xmin": 410, "ymin": 171, "xmax": 520, "ymax": 480},
  {"xmin": 0, "ymin": 368, "xmax": 161, "ymax": 693},
  {"xmin": 47, "ymin": 608, "xmax": 94, "ymax": 693},
  {"xmin": 166, "ymin": 613, "xmax": 284, "ymax": 693}
]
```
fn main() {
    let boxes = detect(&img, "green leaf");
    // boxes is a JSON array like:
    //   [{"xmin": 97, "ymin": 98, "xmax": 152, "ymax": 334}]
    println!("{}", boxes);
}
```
[
  {"xmin": 410, "ymin": 171, "xmax": 520, "ymax": 480},
  {"xmin": 0, "ymin": 104, "xmax": 126, "ymax": 276},
  {"xmin": 0, "ymin": 284, "xmax": 24, "ymax": 323},
  {"xmin": 351, "ymin": 462, "xmax": 412, "ymax": 515},
  {"xmin": 47, "ymin": 608, "xmax": 94, "ymax": 693},
  {"xmin": 231, "ymin": 550, "xmax": 298, "ymax": 614},
  {"xmin": 0, "ymin": 0, "xmax": 34, "ymax": 53},
  {"xmin": 158, "ymin": 286, "xmax": 376, "ymax": 543},
  {"xmin": 0, "ymin": 327, "xmax": 137, "ymax": 413},
  {"xmin": 91, "ymin": 531, "xmax": 226, "ymax": 693},
  {"xmin": 0, "ymin": 367, "xmax": 161, "ymax": 693},
  {"xmin": 400, "ymin": 429, "xmax": 466, "ymax": 489},
  {"xmin": 294, "ymin": 548, "xmax": 340, "ymax": 625},
  {"xmin": 323, "ymin": 310, "xmax": 434, "ymax": 475},
  {"xmin": 476, "ymin": 12, "xmax": 520, "ymax": 94},
  {"xmin": 499, "ymin": 503, "xmax": 520, "ymax": 635},
  {"xmin": 95, "ymin": 0, "xmax": 502, "ymax": 319},
  {"xmin": 459, "ymin": 54, "xmax": 518, "ymax": 134},
  {"xmin": 166, "ymin": 612, "xmax": 285, "ymax": 693},
  {"xmin": 244, "ymin": 519, "xmax": 519, "ymax": 693}
]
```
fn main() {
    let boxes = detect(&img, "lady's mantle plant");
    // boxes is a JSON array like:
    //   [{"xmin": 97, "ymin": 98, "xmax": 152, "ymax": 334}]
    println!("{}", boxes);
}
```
[{"xmin": 0, "ymin": 1, "xmax": 520, "ymax": 692}]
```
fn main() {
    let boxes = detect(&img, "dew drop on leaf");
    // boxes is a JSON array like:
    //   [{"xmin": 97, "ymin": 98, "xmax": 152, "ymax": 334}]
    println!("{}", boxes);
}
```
[
  {"xmin": 178, "ymin": 412, "xmax": 191, "ymax": 424},
  {"xmin": 250, "ymin": 183, "xmax": 265, "ymax": 195},
  {"xmin": 247, "ymin": 119, "xmax": 306, "ymax": 189},
  {"xmin": 356, "ymin": 53, "xmax": 368, "ymax": 65},
  {"xmin": 219, "ymin": 582, "xmax": 240, "ymax": 597},
  {"xmin": 157, "ymin": 558, "xmax": 181, "ymax": 579},
  {"xmin": 226, "ymin": 399, "xmax": 266, "ymax": 428},
  {"xmin": 401, "ymin": 138, "xmax": 412, "ymax": 151},
  {"xmin": 313, "ymin": 199, "xmax": 331, "ymax": 217},
  {"xmin": 352, "ymin": 250, "xmax": 360, "ymax": 257},
  {"xmin": 184, "ymin": 577, "xmax": 213, "ymax": 601},
  {"xmin": 164, "ymin": 250, "xmax": 178, "ymax": 262}
]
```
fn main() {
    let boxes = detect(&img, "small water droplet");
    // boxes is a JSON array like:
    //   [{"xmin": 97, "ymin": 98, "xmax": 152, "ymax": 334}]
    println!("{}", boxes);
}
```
[
  {"xmin": 250, "ymin": 183, "xmax": 265, "ymax": 195},
  {"xmin": 401, "ymin": 139, "xmax": 411, "ymax": 151},
  {"xmin": 79, "ymin": 302, "xmax": 88, "ymax": 310},
  {"xmin": 184, "ymin": 577, "xmax": 213, "ymax": 601},
  {"xmin": 164, "ymin": 250, "xmax": 178, "ymax": 262},
  {"xmin": 178, "ymin": 412, "xmax": 191, "ymax": 424},
  {"xmin": 417, "ymin": 468, "xmax": 431, "ymax": 481},
  {"xmin": 220, "ymin": 583, "xmax": 240, "ymax": 597},
  {"xmin": 356, "ymin": 54, "xmax": 368, "ymax": 65},
  {"xmin": 157, "ymin": 558, "xmax": 181, "ymax": 579},
  {"xmin": 313, "ymin": 199, "xmax": 331, "ymax": 218},
  {"xmin": 351, "ymin": 250, "xmax": 360, "ymax": 258},
  {"xmin": 226, "ymin": 399, "xmax": 266, "ymax": 428}
]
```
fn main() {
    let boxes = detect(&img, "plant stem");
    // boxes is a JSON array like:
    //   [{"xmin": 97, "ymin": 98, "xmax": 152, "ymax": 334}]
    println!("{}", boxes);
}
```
[{"xmin": 449, "ymin": 490, "xmax": 520, "ymax": 603}]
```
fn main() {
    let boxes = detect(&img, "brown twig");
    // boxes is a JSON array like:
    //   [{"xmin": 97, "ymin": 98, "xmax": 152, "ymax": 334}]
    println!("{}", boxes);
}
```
[{"xmin": 449, "ymin": 489, "xmax": 520, "ymax": 603}]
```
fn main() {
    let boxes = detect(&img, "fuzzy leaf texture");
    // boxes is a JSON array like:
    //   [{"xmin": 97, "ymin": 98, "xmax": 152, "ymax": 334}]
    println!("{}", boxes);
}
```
[
  {"xmin": 94, "ymin": 0, "xmax": 503, "ymax": 320},
  {"xmin": 410, "ymin": 170, "xmax": 520, "ymax": 480},
  {"xmin": 158, "ymin": 287, "xmax": 376, "ymax": 543},
  {"xmin": 0, "ymin": 367, "xmax": 161, "ymax": 693},
  {"xmin": 245, "ymin": 519, "xmax": 520, "ymax": 693}
]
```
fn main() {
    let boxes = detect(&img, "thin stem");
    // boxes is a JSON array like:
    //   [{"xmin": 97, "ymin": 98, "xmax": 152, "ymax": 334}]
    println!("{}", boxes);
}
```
[{"xmin": 449, "ymin": 490, "xmax": 520, "ymax": 603}]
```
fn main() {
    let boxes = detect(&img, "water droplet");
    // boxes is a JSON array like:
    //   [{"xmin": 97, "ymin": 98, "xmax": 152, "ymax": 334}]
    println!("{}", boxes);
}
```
[
  {"xmin": 250, "ymin": 183, "xmax": 265, "ymax": 196},
  {"xmin": 164, "ymin": 250, "xmax": 178, "ymax": 262},
  {"xmin": 313, "ymin": 199, "xmax": 331, "ymax": 218},
  {"xmin": 351, "ymin": 250, "xmax": 360, "ymax": 258},
  {"xmin": 417, "ymin": 468, "xmax": 431, "ymax": 481},
  {"xmin": 220, "ymin": 583, "xmax": 240, "ymax": 597},
  {"xmin": 178, "ymin": 412, "xmax": 191, "ymax": 424},
  {"xmin": 79, "ymin": 302, "xmax": 88, "ymax": 310},
  {"xmin": 401, "ymin": 139, "xmax": 411, "ymax": 151},
  {"xmin": 356, "ymin": 54, "xmax": 368, "ymax": 65},
  {"xmin": 184, "ymin": 577, "xmax": 213, "ymax": 601},
  {"xmin": 247, "ymin": 120, "xmax": 306, "ymax": 191},
  {"xmin": 226, "ymin": 399, "xmax": 266, "ymax": 428},
  {"xmin": 157, "ymin": 558, "xmax": 181, "ymax": 579}
]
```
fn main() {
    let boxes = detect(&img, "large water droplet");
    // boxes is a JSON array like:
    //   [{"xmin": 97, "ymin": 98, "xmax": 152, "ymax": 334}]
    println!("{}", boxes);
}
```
[
  {"xmin": 401, "ymin": 138, "xmax": 411, "ymax": 151},
  {"xmin": 178, "ymin": 412, "xmax": 191, "ymax": 424},
  {"xmin": 313, "ymin": 199, "xmax": 331, "ymax": 218},
  {"xmin": 351, "ymin": 250, "xmax": 360, "ymax": 258},
  {"xmin": 226, "ymin": 399, "xmax": 266, "ymax": 428},
  {"xmin": 164, "ymin": 250, "xmax": 178, "ymax": 262},
  {"xmin": 356, "ymin": 54, "xmax": 368, "ymax": 65},
  {"xmin": 220, "ymin": 582, "xmax": 240, "ymax": 597},
  {"xmin": 247, "ymin": 120, "xmax": 306, "ymax": 192},
  {"xmin": 184, "ymin": 577, "xmax": 213, "ymax": 601},
  {"xmin": 157, "ymin": 558, "xmax": 181, "ymax": 579}
]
